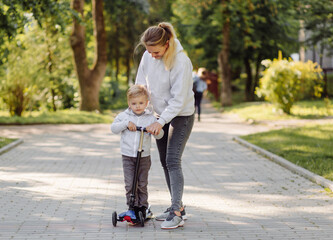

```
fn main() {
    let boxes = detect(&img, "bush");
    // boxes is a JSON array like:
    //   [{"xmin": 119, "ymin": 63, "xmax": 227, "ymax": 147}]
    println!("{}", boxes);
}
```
[
  {"xmin": 256, "ymin": 51, "xmax": 323, "ymax": 114},
  {"xmin": 0, "ymin": 45, "xmax": 39, "ymax": 117}
]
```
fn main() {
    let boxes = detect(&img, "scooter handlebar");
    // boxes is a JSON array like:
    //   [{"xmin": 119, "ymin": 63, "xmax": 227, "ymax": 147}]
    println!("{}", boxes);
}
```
[{"xmin": 136, "ymin": 126, "xmax": 147, "ymax": 132}]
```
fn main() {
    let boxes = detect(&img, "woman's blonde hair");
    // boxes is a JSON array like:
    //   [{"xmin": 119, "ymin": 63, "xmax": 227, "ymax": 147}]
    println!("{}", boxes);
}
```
[
  {"xmin": 127, "ymin": 85, "xmax": 149, "ymax": 100},
  {"xmin": 140, "ymin": 22, "xmax": 177, "ymax": 70}
]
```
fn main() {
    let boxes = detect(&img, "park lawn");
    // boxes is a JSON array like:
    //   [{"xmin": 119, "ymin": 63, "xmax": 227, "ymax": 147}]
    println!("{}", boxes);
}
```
[
  {"xmin": 241, "ymin": 124, "xmax": 333, "ymax": 182},
  {"xmin": 221, "ymin": 99, "xmax": 332, "ymax": 121},
  {"xmin": 0, "ymin": 137, "xmax": 16, "ymax": 149},
  {"xmin": 0, "ymin": 109, "xmax": 114, "ymax": 125}
]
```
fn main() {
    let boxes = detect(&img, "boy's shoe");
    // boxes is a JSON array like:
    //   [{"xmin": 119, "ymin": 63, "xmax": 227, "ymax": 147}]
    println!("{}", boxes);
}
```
[
  {"xmin": 160, "ymin": 211, "xmax": 184, "ymax": 229},
  {"xmin": 145, "ymin": 205, "xmax": 153, "ymax": 219},
  {"xmin": 155, "ymin": 206, "xmax": 187, "ymax": 221},
  {"xmin": 133, "ymin": 206, "xmax": 140, "ymax": 219},
  {"xmin": 139, "ymin": 206, "xmax": 147, "ymax": 219}
]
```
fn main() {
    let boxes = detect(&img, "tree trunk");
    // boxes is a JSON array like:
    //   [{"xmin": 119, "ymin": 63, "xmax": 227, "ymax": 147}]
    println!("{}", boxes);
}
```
[
  {"xmin": 115, "ymin": 21, "xmax": 120, "ymax": 82},
  {"xmin": 252, "ymin": 54, "xmax": 261, "ymax": 99},
  {"xmin": 70, "ymin": 0, "xmax": 107, "ymax": 111},
  {"xmin": 244, "ymin": 56, "xmax": 253, "ymax": 101},
  {"xmin": 126, "ymin": 49, "xmax": 131, "ymax": 84},
  {"xmin": 219, "ymin": 0, "xmax": 232, "ymax": 107}
]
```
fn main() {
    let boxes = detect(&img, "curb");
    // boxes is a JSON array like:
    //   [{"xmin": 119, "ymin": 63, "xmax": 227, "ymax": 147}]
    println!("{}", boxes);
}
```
[
  {"xmin": 233, "ymin": 136, "xmax": 333, "ymax": 192},
  {"xmin": 0, "ymin": 139, "xmax": 24, "ymax": 155}
]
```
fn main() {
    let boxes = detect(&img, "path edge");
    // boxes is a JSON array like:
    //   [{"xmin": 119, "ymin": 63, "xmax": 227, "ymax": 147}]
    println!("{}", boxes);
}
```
[
  {"xmin": 233, "ymin": 136, "xmax": 333, "ymax": 192},
  {"xmin": 0, "ymin": 139, "xmax": 24, "ymax": 156}
]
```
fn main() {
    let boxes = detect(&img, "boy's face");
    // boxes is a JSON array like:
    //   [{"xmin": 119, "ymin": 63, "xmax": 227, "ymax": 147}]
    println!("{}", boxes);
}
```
[{"xmin": 128, "ymin": 95, "xmax": 148, "ymax": 115}]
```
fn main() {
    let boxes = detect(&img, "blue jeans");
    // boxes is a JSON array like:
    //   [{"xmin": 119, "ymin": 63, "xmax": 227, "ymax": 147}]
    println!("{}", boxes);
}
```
[{"xmin": 156, "ymin": 114, "xmax": 195, "ymax": 212}]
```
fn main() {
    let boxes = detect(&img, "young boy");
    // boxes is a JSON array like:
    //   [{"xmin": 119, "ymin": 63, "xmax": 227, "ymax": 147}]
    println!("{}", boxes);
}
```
[{"xmin": 111, "ymin": 85, "xmax": 163, "ymax": 219}]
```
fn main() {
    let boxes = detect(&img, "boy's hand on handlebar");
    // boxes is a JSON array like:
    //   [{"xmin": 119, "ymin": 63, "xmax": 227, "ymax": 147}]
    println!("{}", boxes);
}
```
[
  {"xmin": 127, "ymin": 121, "xmax": 136, "ymax": 131},
  {"xmin": 146, "ymin": 122, "xmax": 162, "ymax": 135}
]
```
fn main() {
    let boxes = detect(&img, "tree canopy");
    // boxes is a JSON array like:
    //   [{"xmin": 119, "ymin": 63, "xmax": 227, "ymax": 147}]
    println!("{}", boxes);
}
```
[{"xmin": 0, "ymin": 0, "xmax": 331, "ymax": 115}]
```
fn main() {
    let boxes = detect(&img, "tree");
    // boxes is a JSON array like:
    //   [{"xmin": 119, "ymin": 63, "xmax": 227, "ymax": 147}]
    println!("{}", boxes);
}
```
[
  {"xmin": 104, "ymin": 0, "xmax": 148, "ymax": 84},
  {"xmin": 173, "ymin": 0, "xmax": 300, "ymax": 106},
  {"xmin": 0, "ymin": 0, "xmax": 71, "ymax": 64},
  {"xmin": 301, "ymin": 0, "xmax": 333, "ymax": 66},
  {"xmin": 240, "ymin": 0, "xmax": 300, "ymax": 101},
  {"xmin": 70, "ymin": 0, "xmax": 107, "ymax": 111},
  {"xmin": 218, "ymin": 0, "xmax": 233, "ymax": 106},
  {"xmin": 0, "ymin": 1, "xmax": 77, "ymax": 115}
]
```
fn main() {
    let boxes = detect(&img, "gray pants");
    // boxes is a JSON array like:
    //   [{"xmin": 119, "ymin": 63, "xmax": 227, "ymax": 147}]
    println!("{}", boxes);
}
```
[
  {"xmin": 122, "ymin": 155, "xmax": 151, "ymax": 208},
  {"xmin": 156, "ymin": 114, "xmax": 195, "ymax": 212}
]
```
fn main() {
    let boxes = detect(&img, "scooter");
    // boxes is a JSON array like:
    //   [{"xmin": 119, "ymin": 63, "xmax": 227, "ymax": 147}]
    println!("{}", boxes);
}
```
[{"xmin": 112, "ymin": 127, "xmax": 152, "ymax": 227}]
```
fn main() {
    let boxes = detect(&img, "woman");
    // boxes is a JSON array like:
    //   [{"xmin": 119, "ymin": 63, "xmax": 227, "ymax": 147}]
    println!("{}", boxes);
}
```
[
  {"xmin": 193, "ymin": 68, "xmax": 208, "ymax": 121},
  {"xmin": 135, "ymin": 22, "xmax": 195, "ymax": 229}
]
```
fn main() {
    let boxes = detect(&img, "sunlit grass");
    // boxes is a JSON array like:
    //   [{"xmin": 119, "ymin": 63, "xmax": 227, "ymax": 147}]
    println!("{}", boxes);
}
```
[
  {"xmin": 222, "ymin": 99, "xmax": 332, "ymax": 121},
  {"xmin": 0, "ymin": 137, "xmax": 16, "ymax": 149},
  {"xmin": 241, "ymin": 124, "xmax": 333, "ymax": 181},
  {"xmin": 0, "ymin": 109, "xmax": 114, "ymax": 125}
]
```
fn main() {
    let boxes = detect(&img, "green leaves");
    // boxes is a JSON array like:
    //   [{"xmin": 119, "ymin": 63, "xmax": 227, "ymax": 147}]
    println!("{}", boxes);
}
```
[
  {"xmin": 300, "ymin": 0, "xmax": 333, "ymax": 55},
  {"xmin": 256, "ymin": 52, "xmax": 324, "ymax": 114}
]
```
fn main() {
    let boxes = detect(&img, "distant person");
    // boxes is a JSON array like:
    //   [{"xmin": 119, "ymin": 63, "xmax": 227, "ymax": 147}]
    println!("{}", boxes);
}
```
[
  {"xmin": 135, "ymin": 22, "xmax": 195, "ymax": 229},
  {"xmin": 111, "ymin": 85, "xmax": 163, "ymax": 219},
  {"xmin": 193, "ymin": 68, "xmax": 207, "ymax": 121}
]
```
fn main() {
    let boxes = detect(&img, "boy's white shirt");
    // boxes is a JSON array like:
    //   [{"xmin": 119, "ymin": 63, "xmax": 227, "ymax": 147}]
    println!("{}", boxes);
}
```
[
  {"xmin": 111, "ymin": 108, "xmax": 163, "ymax": 157},
  {"xmin": 135, "ymin": 39, "xmax": 195, "ymax": 126}
]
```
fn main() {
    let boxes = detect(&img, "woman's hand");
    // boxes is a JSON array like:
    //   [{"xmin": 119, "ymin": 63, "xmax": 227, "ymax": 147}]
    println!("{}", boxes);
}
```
[{"xmin": 146, "ymin": 122, "xmax": 163, "ymax": 135}]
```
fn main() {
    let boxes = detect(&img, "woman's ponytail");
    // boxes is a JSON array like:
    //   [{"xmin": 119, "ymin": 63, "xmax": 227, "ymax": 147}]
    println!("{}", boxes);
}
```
[{"xmin": 158, "ymin": 22, "xmax": 177, "ymax": 70}]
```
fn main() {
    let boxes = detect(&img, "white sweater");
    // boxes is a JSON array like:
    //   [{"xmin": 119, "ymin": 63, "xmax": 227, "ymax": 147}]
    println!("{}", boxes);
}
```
[
  {"xmin": 135, "ymin": 39, "xmax": 195, "ymax": 126},
  {"xmin": 111, "ymin": 108, "xmax": 163, "ymax": 157}
]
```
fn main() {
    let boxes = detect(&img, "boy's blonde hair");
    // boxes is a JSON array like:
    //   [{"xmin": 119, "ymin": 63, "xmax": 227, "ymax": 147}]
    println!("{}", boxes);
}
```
[
  {"xmin": 127, "ymin": 85, "xmax": 149, "ymax": 100},
  {"xmin": 140, "ymin": 22, "xmax": 177, "ymax": 70}
]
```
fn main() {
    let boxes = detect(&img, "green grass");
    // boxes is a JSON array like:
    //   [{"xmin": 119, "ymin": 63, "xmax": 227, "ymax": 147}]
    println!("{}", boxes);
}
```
[
  {"xmin": 222, "ymin": 99, "xmax": 332, "ymax": 121},
  {"xmin": 0, "ymin": 109, "xmax": 114, "ymax": 125},
  {"xmin": 241, "ymin": 124, "xmax": 333, "ymax": 181},
  {"xmin": 0, "ymin": 137, "xmax": 16, "ymax": 149}
]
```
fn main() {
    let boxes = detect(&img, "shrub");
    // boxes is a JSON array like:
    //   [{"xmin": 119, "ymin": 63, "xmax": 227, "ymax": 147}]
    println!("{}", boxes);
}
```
[
  {"xmin": 0, "ymin": 46, "xmax": 38, "ymax": 116},
  {"xmin": 256, "ymin": 51, "xmax": 323, "ymax": 114}
]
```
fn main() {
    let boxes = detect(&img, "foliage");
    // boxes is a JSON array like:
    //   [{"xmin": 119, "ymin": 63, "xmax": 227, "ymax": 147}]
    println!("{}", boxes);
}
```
[
  {"xmin": 1, "ymin": 0, "xmax": 325, "ymax": 114},
  {"xmin": 172, "ymin": 0, "xmax": 300, "ymax": 70},
  {"xmin": 99, "ymin": 76, "xmax": 129, "ymax": 111},
  {"xmin": 256, "ymin": 52, "xmax": 323, "ymax": 114},
  {"xmin": 241, "ymin": 124, "xmax": 333, "ymax": 181},
  {"xmin": 0, "ymin": 34, "xmax": 40, "ymax": 116},
  {"xmin": 0, "ymin": 0, "xmax": 73, "ymax": 64},
  {"xmin": 0, "ymin": 19, "xmax": 78, "ymax": 116},
  {"xmin": 300, "ymin": 0, "xmax": 333, "ymax": 58}
]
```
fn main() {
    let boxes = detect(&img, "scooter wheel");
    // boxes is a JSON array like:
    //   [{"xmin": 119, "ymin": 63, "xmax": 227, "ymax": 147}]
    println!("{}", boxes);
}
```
[
  {"xmin": 112, "ymin": 211, "xmax": 117, "ymax": 227},
  {"xmin": 138, "ymin": 211, "xmax": 144, "ymax": 227}
]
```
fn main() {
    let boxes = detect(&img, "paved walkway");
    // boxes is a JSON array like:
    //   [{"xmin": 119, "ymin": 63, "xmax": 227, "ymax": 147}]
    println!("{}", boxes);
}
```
[{"xmin": 0, "ymin": 101, "xmax": 332, "ymax": 239}]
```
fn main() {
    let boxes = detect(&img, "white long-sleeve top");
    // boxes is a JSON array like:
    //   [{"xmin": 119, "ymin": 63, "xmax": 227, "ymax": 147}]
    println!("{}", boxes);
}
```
[
  {"xmin": 135, "ymin": 39, "xmax": 195, "ymax": 126},
  {"xmin": 111, "ymin": 108, "xmax": 163, "ymax": 157}
]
